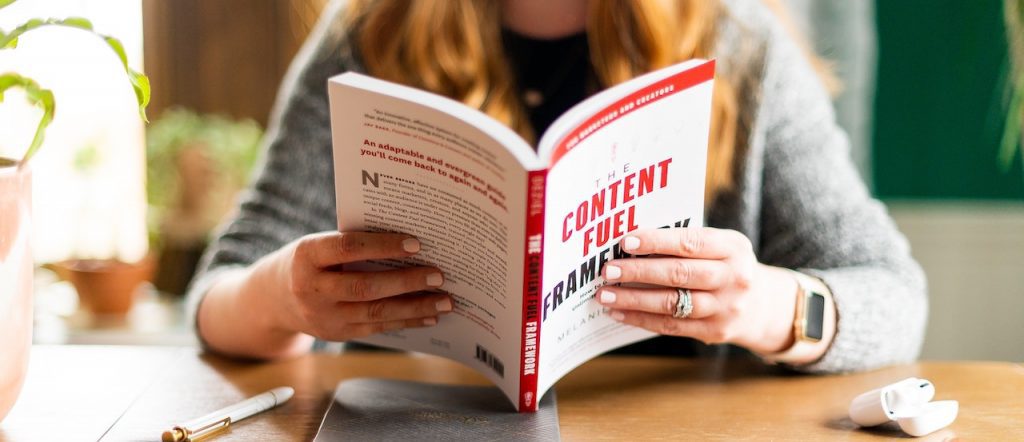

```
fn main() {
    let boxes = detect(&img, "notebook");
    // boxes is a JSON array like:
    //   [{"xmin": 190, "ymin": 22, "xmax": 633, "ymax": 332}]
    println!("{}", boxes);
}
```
[{"xmin": 313, "ymin": 378, "xmax": 560, "ymax": 441}]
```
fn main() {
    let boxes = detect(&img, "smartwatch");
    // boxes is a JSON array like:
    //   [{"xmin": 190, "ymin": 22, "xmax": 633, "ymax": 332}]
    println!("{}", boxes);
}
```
[{"xmin": 762, "ymin": 271, "xmax": 837, "ymax": 365}]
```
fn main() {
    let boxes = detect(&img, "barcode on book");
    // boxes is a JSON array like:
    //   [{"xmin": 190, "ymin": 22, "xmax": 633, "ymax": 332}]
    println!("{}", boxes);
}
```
[{"xmin": 475, "ymin": 344, "xmax": 504, "ymax": 378}]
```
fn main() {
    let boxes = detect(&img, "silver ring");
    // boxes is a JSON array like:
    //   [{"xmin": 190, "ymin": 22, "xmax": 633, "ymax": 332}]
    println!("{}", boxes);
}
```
[{"xmin": 673, "ymin": 288, "xmax": 693, "ymax": 319}]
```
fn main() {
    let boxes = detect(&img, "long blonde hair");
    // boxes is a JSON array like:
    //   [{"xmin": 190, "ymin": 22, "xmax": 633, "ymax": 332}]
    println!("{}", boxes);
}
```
[{"xmin": 345, "ymin": 0, "xmax": 797, "ymax": 202}]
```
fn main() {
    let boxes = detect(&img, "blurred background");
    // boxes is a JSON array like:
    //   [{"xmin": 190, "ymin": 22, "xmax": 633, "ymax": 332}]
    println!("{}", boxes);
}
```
[{"xmin": 0, "ymin": 0, "xmax": 1020, "ymax": 361}]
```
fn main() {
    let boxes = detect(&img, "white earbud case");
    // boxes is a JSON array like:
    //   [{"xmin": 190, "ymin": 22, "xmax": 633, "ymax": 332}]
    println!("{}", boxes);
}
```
[{"xmin": 849, "ymin": 377, "xmax": 958, "ymax": 437}]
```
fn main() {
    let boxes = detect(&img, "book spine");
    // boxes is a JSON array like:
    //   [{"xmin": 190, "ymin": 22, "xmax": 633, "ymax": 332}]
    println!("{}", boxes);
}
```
[{"xmin": 517, "ymin": 169, "xmax": 547, "ymax": 412}]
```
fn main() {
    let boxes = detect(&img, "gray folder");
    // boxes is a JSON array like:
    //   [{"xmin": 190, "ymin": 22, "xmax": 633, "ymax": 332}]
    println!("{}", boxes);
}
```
[{"xmin": 313, "ymin": 378, "xmax": 560, "ymax": 441}]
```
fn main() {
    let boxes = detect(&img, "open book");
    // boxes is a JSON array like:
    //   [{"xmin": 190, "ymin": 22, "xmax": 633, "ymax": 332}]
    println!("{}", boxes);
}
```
[{"xmin": 328, "ymin": 59, "xmax": 714, "ymax": 412}]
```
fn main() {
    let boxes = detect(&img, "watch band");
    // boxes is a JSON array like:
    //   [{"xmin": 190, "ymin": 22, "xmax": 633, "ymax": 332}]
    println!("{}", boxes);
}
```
[{"xmin": 762, "ymin": 271, "xmax": 837, "ymax": 365}]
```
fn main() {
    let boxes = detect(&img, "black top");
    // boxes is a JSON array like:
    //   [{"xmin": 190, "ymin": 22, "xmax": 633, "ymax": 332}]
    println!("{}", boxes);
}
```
[{"xmin": 501, "ymin": 29, "xmax": 593, "ymax": 138}]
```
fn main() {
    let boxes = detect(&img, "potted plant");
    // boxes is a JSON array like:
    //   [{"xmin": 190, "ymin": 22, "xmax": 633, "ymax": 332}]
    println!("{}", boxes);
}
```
[
  {"xmin": 46, "ymin": 141, "xmax": 155, "ymax": 316},
  {"xmin": 146, "ymin": 108, "xmax": 262, "ymax": 295},
  {"xmin": 0, "ymin": 0, "xmax": 149, "ymax": 422}
]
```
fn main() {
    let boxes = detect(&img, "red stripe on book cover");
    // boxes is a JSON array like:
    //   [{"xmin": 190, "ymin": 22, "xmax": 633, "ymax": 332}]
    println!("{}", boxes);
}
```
[
  {"xmin": 549, "ymin": 59, "xmax": 716, "ymax": 166},
  {"xmin": 518, "ymin": 169, "xmax": 547, "ymax": 412}
]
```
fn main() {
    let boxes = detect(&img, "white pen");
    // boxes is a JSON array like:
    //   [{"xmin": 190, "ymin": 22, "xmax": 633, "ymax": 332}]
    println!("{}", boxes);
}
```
[{"xmin": 161, "ymin": 386, "xmax": 294, "ymax": 442}]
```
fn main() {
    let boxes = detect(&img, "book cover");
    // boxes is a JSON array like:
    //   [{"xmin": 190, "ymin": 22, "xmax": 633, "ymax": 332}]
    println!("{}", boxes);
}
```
[{"xmin": 313, "ymin": 379, "xmax": 559, "ymax": 441}]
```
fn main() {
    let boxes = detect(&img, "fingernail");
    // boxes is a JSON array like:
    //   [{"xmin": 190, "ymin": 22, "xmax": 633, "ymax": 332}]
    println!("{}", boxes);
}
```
[
  {"xmin": 622, "ymin": 236, "xmax": 640, "ymax": 251},
  {"xmin": 605, "ymin": 265, "xmax": 621, "ymax": 281},
  {"xmin": 423, "ymin": 317, "xmax": 438, "ymax": 326},
  {"xmin": 435, "ymin": 298, "xmax": 453, "ymax": 312},
  {"xmin": 600, "ymin": 290, "xmax": 616, "ymax": 304},
  {"xmin": 402, "ymin": 238, "xmax": 421, "ymax": 253},
  {"xmin": 610, "ymin": 310, "xmax": 625, "ymax": 321},
  {"xmin": 426, "ymin": 272, "xmax": 444, "ymax": 287}
]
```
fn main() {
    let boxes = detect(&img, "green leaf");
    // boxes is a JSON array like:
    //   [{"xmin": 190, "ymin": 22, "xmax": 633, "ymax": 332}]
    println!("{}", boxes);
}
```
[
  {"xmin": 1000, "ymin": 72, "xmax": 1024, "ymax": 171},
  {"xmin": 0, "ymin": 17, "xmax": 151, "ymax": 122},
  {"xmin": 25, "ymin": 91, "xmax": 55, "ymax": 163},
  {"xmin": 0, "ymin": 17, "xmax": 94, "ymax": 50},
  {"xmin": 128, "ymin": 69, "xmax": 151, "ymax": 122},
  {"xmin": 59, "ymin": 17, "xmax": 93, "ymax": 31},
  {"xmin": 102, "ymin": 35, "xmax": 128, "ymax": 66},
  {"xmin": 101, "ymin": 35, "xmax": 149, "ymax": 121},
  {"xmin": 0, "ymin": 18, "xmax": 54, "ymax": 50},
  {"xmin": 0, "ymin": 73, "xmax": 56, "ymax": 165},
  {"xmin": 0, "ymin": 73, "xmax": 16, "ymax": 90},
  {"xmin": 0, "ymin": 0, "xmax": 16, "ymax": 10}
]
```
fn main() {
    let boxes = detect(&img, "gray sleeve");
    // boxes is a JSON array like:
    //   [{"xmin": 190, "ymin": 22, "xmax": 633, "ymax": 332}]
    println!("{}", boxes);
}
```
[
  {"xmin": 184, "ymin": 1, "xmax": 350, "ymax": 332},
  {"xmin": 752, "ymin": 9, "xmax": 927, "ymax": 372}
]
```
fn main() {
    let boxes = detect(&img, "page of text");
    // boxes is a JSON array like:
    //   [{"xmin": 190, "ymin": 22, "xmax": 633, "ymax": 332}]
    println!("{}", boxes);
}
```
[{"xmin": 329, "ymin": 74, "xmax": 534, "ymax": 402}]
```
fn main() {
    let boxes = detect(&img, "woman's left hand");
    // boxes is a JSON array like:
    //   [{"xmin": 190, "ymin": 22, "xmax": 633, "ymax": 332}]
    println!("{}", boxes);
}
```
[{"xmin": 597, "ymin": 227, "xmax": 799, "ymax": 355}]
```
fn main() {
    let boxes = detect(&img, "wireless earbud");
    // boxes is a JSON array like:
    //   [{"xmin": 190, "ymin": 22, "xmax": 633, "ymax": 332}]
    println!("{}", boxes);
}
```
[{"xmin": 848, "ymin": 377, "xmax": 958, "ymax": 437}]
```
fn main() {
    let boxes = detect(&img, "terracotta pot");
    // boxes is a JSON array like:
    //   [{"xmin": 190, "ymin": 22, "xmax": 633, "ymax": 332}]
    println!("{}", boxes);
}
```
[
  {"xmin": 54, "ymin": 257, "xmax": 154, "ymax": 315},
  {"xmin": 0, "ymin": 160, "xmax": 33, "ymax": 422}
]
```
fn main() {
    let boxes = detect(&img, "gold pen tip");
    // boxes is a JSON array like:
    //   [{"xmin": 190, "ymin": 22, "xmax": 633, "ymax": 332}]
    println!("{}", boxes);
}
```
[{"xmin": 162, "ymin": 428, "xmax": 185, "ymax": 442}]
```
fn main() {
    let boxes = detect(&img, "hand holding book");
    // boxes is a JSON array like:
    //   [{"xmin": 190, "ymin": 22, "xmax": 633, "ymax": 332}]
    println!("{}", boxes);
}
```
[
  {"xmin": 595, "ymin": 227, "xmax": 803, "ymax": 356},
  {"xmin": 198, "ymin": 231, "xmax": 452, "ymax": 359},
  {"xmin": 276, "ymin": 231, "xmax": 453, "ymax": 339}
]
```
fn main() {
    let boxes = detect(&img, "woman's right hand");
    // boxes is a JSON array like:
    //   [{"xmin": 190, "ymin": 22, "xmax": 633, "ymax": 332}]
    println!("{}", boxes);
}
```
[
  {"xmin": 266, "ymin": 231, "xmax": 454, "ymax": 341},
  {"xmin": 199, "ymin": 231, "xmax": 453, "ymax": 358}
]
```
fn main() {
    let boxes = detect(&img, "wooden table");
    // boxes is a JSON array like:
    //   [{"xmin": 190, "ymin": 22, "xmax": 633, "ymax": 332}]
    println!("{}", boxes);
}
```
[{"xmin": 1, "ymin": 346, "xmax": 1021, "ymax": 441}]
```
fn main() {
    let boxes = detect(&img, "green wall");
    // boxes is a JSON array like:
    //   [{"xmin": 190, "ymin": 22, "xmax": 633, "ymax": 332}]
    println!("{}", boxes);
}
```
[{"xmin": 874, "ymin": 0, "xmax": 1024, "ymax": 200}]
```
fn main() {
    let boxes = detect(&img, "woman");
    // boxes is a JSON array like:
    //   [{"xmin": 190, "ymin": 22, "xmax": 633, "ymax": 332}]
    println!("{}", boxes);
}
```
[{"xmin": 188, "ymin": 0, "xmax": 926, "ymax": 372}]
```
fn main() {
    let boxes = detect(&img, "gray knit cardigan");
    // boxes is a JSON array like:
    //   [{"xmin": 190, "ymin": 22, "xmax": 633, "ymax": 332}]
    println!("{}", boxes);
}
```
[{"xmin": 187, "ymin": 0, "xmax": 927, "ymax": 373}]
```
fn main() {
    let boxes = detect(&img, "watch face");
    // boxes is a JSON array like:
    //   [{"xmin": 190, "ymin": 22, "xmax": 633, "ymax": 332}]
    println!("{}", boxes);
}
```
[{"xmin": 804, "ymin": 291, "xmax": 826, "ymax": 341}]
